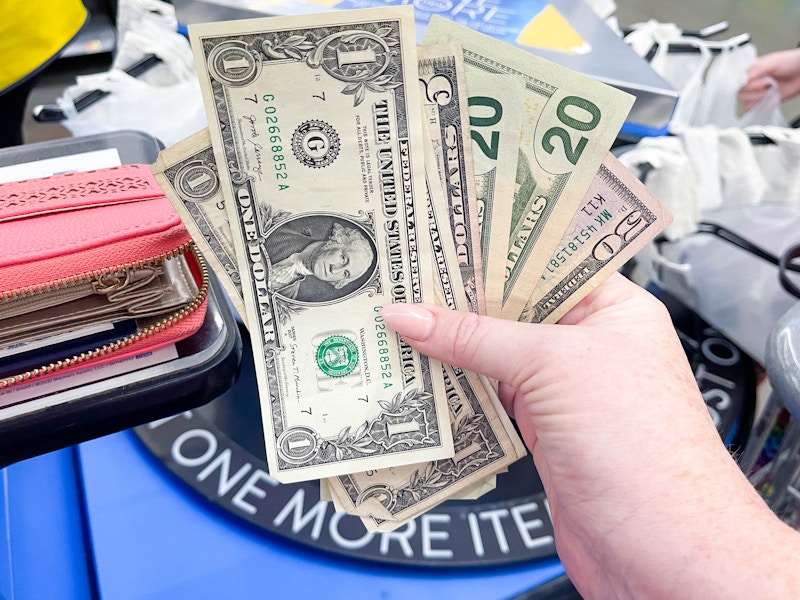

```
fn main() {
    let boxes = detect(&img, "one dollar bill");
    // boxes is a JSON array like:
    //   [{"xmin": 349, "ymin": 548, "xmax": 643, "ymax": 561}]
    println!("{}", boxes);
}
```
[
  {"xmin": 151, "ymin": 128, "xmax": 248, "ymax": 325},
  {"xmin": 189, "ymin": 8, "xmax": 454, "ymax": 483}
]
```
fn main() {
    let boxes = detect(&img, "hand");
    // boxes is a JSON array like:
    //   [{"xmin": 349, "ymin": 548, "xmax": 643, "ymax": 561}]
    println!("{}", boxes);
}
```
[
  {"xmin": 738, "ymin": 47, "xmax": 800, "ymax": 111},
  {"xmin": 382, "ymin": 273, "xmax": 800, "ymax": 599}
]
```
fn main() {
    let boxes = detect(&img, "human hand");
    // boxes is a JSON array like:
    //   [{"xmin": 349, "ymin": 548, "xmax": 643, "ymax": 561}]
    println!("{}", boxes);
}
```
[
  {"xmin": 381, "ymin": 273, "xmax": 800, "ymax": 599},
  {"xmin": 738, "ymin": 47, "xmax": 800, "ymax": 111}
]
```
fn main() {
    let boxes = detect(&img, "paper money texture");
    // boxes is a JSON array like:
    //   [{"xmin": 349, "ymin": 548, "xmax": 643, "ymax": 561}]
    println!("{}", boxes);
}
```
[{"xmin": 190, "ymin": 8, "xmax": 454, "ymax": 482}]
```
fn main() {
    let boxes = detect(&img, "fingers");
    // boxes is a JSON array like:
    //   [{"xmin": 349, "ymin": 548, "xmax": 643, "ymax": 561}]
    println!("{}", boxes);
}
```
[
  {"xmin": 739, "ymin": 78, "xmax": 772, "ymax": 95},
  {"xmin": 380, "ymin": 275, "xmax": 671, "ymax": 399},
  {"xmin": 745, "ymin": 62, "xmax": 772, "ymax": 82},
  {"xmin": 555, "ymin": 271, "xmax": 659, "ymax": 326},
  {"xmin": 380, "ymin": 303, "xmax": 545, "ymax": 387},
  {"xmin": 380, "ymin": 274, "xmax": 655, "ymax": 384},
  {"xmin": 556, "ymin": 272, "xmax": 624, "ymax": 324},
  {"xmin": 745, "ymin": 52, "xmax": 786, "ymax": 81},
  {"xmin": 738, "ymin": 75, "xmax": 771, "ymax": 109},
  {"xmin": 738, "ymin": 91, "xmax": 763, "ymax": 111}
]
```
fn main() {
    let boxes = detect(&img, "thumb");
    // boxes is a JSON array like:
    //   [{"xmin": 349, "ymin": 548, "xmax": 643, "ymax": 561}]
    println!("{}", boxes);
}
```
[{"xmin": 380, "ymin": 303, "xmax": 548, "ymax": 387}]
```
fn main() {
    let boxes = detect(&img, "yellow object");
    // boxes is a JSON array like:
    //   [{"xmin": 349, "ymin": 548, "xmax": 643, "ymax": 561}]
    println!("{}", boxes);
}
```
[
  {"xmin": 0, "ymin": 0, "xmax": 89, "ymax": 92},
  {"xmin": 516, "ymin": 4, "xmax": 591, "ymax": 55}
]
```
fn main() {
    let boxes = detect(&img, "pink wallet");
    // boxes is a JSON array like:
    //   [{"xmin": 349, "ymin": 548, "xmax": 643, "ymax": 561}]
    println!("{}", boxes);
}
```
[{"xmin": 0, "ymin": 164, "xmax": 208, "ymax": 392}]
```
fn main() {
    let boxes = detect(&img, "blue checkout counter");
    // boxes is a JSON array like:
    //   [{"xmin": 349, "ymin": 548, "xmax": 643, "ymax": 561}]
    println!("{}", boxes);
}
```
[{"xmin": 0, "ymin": 435, "xmax": 566, "ymax": 599}]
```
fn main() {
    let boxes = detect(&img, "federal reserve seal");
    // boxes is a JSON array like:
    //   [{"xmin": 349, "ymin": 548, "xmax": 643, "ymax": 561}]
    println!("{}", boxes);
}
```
[
  {"xmin": 292, "ymin": 120, "xmax": 340, "ymax": 168},
  {"xmin": 316, "ymin": 334, "xmax": 358, "ymax": 378}
]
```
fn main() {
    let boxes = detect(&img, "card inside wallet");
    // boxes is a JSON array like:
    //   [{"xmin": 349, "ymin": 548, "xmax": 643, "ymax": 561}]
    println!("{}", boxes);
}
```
[{"xmin": 0, "ymin": 253, "xmax": 199, "ymax": 360}]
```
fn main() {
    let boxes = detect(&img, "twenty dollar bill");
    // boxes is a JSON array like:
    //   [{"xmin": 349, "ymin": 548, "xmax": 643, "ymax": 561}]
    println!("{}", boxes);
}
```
[{"xmin": 424, "ymin": 17, "xmax": 635, "ymax": 320}]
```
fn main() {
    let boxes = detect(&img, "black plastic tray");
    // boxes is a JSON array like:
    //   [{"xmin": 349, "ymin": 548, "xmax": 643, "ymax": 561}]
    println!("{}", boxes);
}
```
[{"xmin": 0, "ymin": 130, "xmax": 242, "ymax": 467}]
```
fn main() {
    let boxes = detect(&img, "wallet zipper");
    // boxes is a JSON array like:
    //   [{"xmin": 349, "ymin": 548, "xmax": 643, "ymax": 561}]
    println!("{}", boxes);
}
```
[{"xmin": 0, "ymin": 243, "xmax": 208, "ymax": 389}]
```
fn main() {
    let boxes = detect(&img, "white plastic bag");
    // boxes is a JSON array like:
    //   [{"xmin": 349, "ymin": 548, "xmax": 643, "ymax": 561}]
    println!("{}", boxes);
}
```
[
  {"xmin": 116, "ymin": 0, "xmax": 178, "ymax": 44},
  {"xmin": 690, "ymin": 38, "xmax": 755, "ymax": 129},
  {"xmin": 669, "ymin": 36, "xmax": 788, "ymax": 133},
  {"xmin": 624, "ymin": 20, "xmax": 713, "ymax": 132},
  {"xmin": 617, "ymin": 135, "xmax": 701, "ymax": 240},
  {"xmin": 582, "ymin": 0, "xmax": 617, "ymax": 20},
  {"xmin": 56, "ymin": 0, "xmax": 206, "ymax": 146},
  {"xmin": 618, "ymin": 127, "xmax": 800, "ymax": 362},
  {"xmin": 619, "ymin": 125, "xmax": 800, "ymax": 235},
  {"xmin": 656, "ymin": 205, "xmax": 800, "ymax": 363},
  {"xmin": 623, "ymin": 21, "xmax": 788, "ymax": 133}
]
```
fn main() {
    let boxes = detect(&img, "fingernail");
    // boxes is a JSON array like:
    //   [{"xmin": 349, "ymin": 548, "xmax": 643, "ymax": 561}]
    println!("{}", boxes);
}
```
[{"xmin": 381, "ymin": 304, "xmax": 434, "ymax": 340}]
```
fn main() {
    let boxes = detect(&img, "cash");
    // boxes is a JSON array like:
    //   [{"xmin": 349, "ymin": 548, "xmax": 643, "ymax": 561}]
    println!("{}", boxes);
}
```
[
  {"xmin": 465, "ymin": 71, "xmax": 525, "ymax": 318},
  {"xmin": 328, "ymin": 368, "xmax": 523, "ymax": 532},
  {"xmin": 519, "ymin": 153, "xmax": 673, "ymax": 324},
  {"xmin": 154, "ymin": 5, "xmax": 672, "ymax": 524},
  {"xmin": 323, "ymin": 107, "xmax": 525, "ymax": 532},
  {"xmin": 151, "ymin": 128, "xmax": 248, "ymax": 325},
  {"xmin": 189, "ymin": 8, "xmax": 454, "ymax": 482},
  {"xmin": 417, "ymin": 43, "xmax": 485, "ymax": 315},
  {"xmin": 424, "ymin": 16, "xmax": 635, "ymax": 321}
]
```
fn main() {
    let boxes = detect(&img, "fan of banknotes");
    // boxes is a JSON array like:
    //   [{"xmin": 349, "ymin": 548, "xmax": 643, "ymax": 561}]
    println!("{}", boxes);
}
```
[{"xmin": 151, "ymin": 6, "xmax": 672, "ymax": 533}]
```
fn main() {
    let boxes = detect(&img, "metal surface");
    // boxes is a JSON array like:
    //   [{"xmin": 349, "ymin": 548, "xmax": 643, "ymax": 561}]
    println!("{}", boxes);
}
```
[
  {"xmin": 740, "ymin": 302, "xmax": 800, "ymax": 531},
  {"xmin": 766, "ymin": 302, "xmax": 800, "ymax": 419}
]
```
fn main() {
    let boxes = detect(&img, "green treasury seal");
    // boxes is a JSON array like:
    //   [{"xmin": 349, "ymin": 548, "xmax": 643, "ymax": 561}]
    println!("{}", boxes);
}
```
[{"xmin": 315, "ymin": 335, "xmax": 359, "ymax": 378}]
